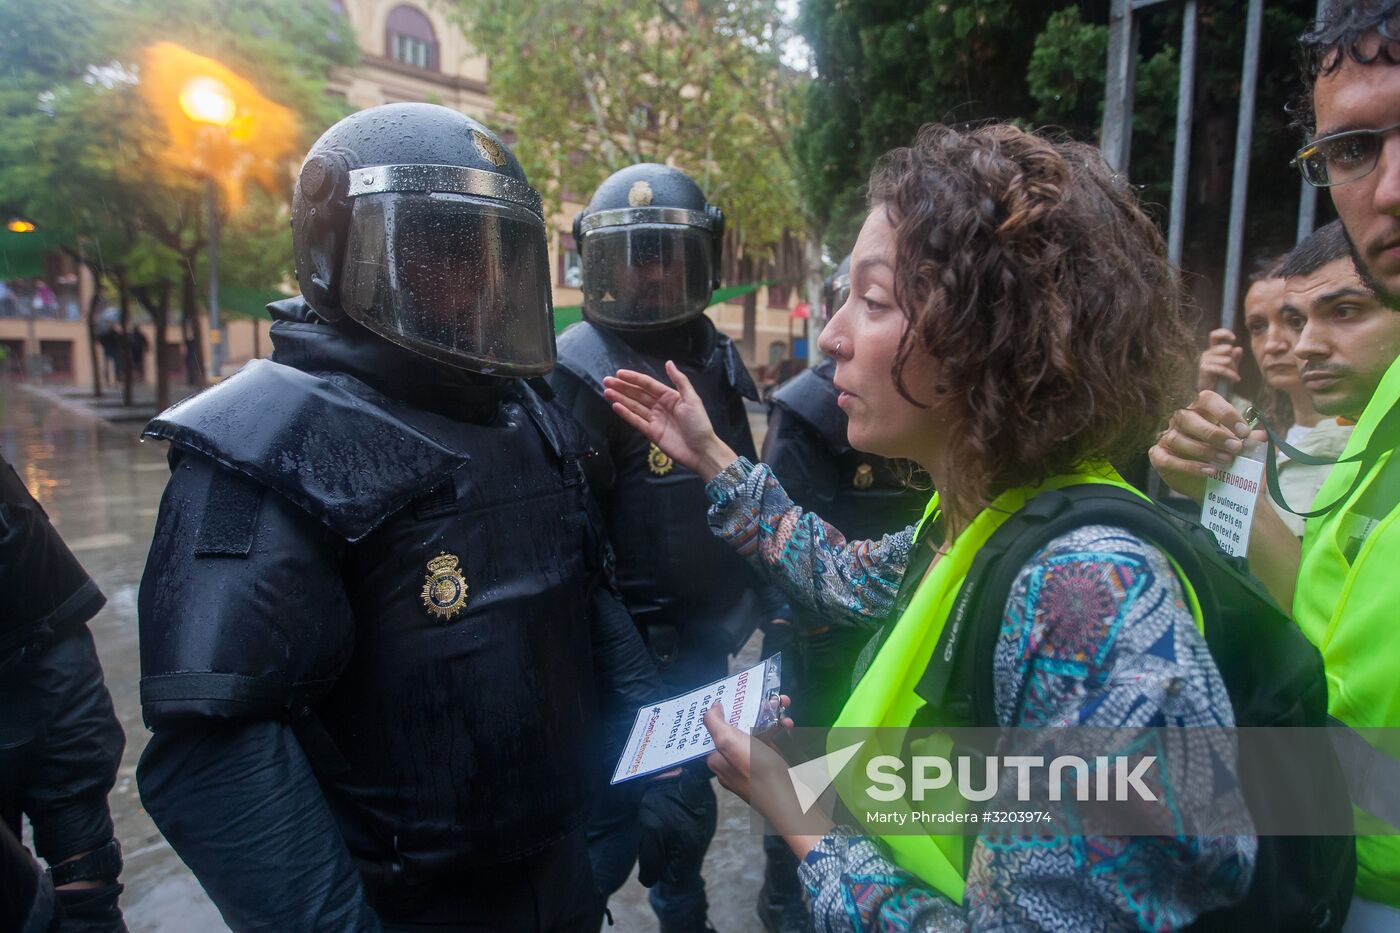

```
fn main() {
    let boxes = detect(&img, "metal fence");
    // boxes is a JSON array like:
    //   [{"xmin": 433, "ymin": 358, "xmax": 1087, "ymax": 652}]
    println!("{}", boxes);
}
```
[{"xmin": 1101, "ymin": 0, "xmax": 1328, "ymax": 332}]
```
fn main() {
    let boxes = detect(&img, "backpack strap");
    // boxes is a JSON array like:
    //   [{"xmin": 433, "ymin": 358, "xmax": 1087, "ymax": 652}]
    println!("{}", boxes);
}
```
[{"xmin": 913, "ymin": 485, "xmax": 1226, "ymax": 728}]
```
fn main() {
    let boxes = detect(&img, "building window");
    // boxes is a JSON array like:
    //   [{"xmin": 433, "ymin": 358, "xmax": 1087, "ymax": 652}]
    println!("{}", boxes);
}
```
[
  {"xmin": 39, "ymin": 340, "xmax": 73, "ymax": 379},
  {"xmin": 386, "ymin": 5, "xmax": 438, "ymax": 71},
  {"xmin": 559, "ymin": 233, "xmax": 583, "ymax": 288},
  {"xmin": 767, "ymin": 283, "xmax": 791, "ymax": 309}
]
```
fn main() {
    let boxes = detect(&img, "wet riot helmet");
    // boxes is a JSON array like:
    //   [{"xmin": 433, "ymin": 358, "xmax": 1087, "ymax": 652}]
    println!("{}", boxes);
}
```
[
  {"xmin": 821, "ymin": 254, "xmax": 851, "ymax": 323},
  {"xmin": 572, "ymin": 163, "xmax": 723, "ymax": 331},
  {"xmin": 292, "ymin": 103, "xmax": 554, "ymax": 376}
]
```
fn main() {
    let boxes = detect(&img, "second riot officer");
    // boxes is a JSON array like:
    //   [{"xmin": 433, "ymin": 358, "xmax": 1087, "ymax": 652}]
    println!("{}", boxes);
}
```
[
  {"xmin": 135, "ymin": 104, "xmax": 660, "ymax": 932},
  {"xmin": 550, "ymin": 164, "xmax": 778, "ymax": 932},
  {"xmin": 753, "ymin": 256, "xmax": 925, "ymax": 932}
]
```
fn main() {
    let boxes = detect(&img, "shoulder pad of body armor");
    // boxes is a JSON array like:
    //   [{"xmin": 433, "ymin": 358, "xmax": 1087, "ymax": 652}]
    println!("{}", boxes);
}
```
[
  {"xmin": 143, "ymin": 359, "xmax": 469, "ymax": 542},
  {"xmin": 713, "ymin": 330, "xmax": 759, "ymax": 402},
  {"xmin": 769, "ymin": 361, "xmax": 847, "ymax": 453}
]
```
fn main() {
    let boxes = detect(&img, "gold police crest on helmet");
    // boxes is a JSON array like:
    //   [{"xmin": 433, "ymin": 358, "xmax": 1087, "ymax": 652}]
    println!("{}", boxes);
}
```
[
  {"xmin": 421, "ymin": 552, "xmax": 469, "ymax": 621},
  {"xmin": 471, "ymin": 130, "xmax": 507, "ymax": 167},
  {"xmin": 647, "ymin": 443, "xmax": 674, "ymax": 476},
  {"xmin": 628, "ymin": 181, "xmax": 654, "ymax": 206},
  {"xmin": 853, "ymin": 462, "xmax": 875, "ymax": 490}
]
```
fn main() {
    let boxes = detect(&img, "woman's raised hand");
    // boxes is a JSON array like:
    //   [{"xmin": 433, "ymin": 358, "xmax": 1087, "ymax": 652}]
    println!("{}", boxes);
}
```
[
  {"xmin": 1196, "ymin": 328, "xmax": 1244, "ymax": 392},
  {"xmin": 602, "ymin": 361, "xmax": 739, "ymax": 482}
]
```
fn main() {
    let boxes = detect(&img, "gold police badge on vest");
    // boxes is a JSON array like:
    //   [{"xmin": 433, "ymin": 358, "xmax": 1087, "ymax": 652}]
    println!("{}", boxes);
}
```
[
  {"xmin": 647, "ymin": 443, "xmax": 674, "ymax": 476},
  {"xmin": 853, "ymin": 462, "xmax": 874, "ymax": 490},
  {"xmin": 421, "ymin": 552, "xmax": 469, "ymax": 621}
]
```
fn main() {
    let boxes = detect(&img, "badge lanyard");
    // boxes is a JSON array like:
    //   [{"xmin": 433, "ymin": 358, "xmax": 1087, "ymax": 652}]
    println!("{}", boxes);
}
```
[{"xmin": 1247, "ymin": 402, "xmax": 1400, "ymax": 519}]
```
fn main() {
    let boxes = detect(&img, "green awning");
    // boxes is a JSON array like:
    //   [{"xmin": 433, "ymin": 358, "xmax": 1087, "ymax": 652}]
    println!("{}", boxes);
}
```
[
  {"xmin": 554, "ymin": 305, "xmax": 583, "ymax": 333},
  {"xmin": 215, "ymin": 279, "xmax": 775, "ymax": 332},
  {"xmin": 708, "ymin": 281, "xmax": 774, "ymax": 304},
  {"xmin": 552, "ymin": 280, "xmax": 773, "ymax": 333},
  {"xmin": 0, "ymin": 228, "xmax": 69, "ymax": 281},
  {"xmin": 219, "ymin": 283, "xmax": 294, "ymax": 320}
]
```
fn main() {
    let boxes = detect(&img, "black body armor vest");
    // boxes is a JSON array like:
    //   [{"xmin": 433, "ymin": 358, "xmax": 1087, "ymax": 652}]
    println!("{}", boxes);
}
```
[
  {"xmin": 552, "ymin": 319, "xmax": 762, "ymax": 660},
  {"xmin": 139, "ymin": 319, "xmax": 603, "ymax": 870}
]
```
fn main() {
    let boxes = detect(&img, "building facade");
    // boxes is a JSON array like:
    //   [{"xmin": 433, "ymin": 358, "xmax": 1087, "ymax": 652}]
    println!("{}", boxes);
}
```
[{"xmin": 0, "ymin": 0, "xmax": 800, "ymax": 391}]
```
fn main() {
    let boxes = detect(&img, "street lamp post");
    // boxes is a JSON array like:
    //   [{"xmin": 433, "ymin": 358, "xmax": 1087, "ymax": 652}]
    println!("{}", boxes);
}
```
[
  {"xmin": 7, "ymin": 219, "xmax": 41, "ymax": 382},
  {"xmin": 178, "ymin": 76, "xmax": 235, "ymax": 380},
  {"xmin": 206, "ymin": 176, "xmax": 221, "ymax": 379}
]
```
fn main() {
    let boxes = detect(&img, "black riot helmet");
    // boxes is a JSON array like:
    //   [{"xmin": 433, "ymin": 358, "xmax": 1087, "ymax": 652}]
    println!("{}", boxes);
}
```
[
  {"xmin": 292, "ymin": 103, "xmax": 555, "ymax": 376},
  {"xmin": 572, "ymin": 163, "xmax": 723, "ymax": 331},
  {"xmin": 821, "ymin": 254, "xmax": 852, "ymax": 323}
]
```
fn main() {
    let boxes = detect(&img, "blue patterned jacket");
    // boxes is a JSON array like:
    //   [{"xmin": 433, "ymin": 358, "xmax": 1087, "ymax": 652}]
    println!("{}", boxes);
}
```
[{"xmin": 706, "ymin": 459, "xmax": 1256, "ymax": 932}]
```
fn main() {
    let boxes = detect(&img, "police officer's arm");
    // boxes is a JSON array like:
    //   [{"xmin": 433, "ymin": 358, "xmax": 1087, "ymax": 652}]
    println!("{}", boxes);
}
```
[
  {"xmin": 1149, "ymin": 391, "xmax": 1301, "ymax": 611},
  {"xmin": 139, "ymin": 722, "xmax": 379, "ymax": 931},
  {"xmin": 589, "ymin": 582, "xmax": 663, "ymax": 770},
  {"xmin": 1, "ymin": 454, "xmax": 127, "ymax": 925},
  {"xmin": 16, "ymin": 626, "xmax": 128, "ymax": 929},
  {"xmin": 136, "ymin": 454, "xmax": 379, "ymax": 932}
]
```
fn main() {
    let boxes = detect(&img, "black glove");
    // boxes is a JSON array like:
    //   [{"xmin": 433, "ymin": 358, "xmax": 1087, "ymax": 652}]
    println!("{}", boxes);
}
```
[{"xmin": 636, "ymin": 771, "xmax": 717, "ymax": 888}]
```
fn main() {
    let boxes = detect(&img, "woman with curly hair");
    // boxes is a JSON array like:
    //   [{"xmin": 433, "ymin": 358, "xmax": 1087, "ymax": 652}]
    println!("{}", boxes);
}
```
[{"xmin": 604, "ymin": 123, "xmax": 1255, "ymax": 930}]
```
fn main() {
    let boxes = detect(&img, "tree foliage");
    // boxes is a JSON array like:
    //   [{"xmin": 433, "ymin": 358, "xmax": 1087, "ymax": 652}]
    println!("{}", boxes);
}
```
[
  {"xmin": 797, "ymin": 0, "xmax": 1326, "ymax": 299},
  {"xmin": 0, "ymin": 0, "xmax": 356, "ymax": 399},
  {"xmin": 796, "ymin": 0, "xmax": 1071, "ymax": 249},
  {"xmin": 450, "ymin": 0, "xmax": 805, "ymax": 263}
]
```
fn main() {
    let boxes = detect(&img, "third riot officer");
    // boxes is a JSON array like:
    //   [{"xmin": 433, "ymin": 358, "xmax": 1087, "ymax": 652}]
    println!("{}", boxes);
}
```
[{"xmin": 550, "ymin": 163, "xmax": 778, "ymax": 932}]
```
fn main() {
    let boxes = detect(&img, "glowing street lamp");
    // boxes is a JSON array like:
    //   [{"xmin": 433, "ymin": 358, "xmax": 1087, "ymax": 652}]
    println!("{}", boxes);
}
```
[
  {"xmin": 178, "ymin": 76, "xmax": 236, "ymax": 128},
  {"xmin": 179, "ymin": 75, "xmax": 235, "ymax": 379},
  {"xmin": 141, "ymin": 43, "xmax": 298, "ymax": 383}
]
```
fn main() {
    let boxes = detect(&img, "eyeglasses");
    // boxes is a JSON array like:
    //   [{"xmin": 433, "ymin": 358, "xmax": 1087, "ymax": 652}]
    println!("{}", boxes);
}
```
[{"xmin": 1293, "ymin": 121, "xmax": 1400, "ymax": 187}]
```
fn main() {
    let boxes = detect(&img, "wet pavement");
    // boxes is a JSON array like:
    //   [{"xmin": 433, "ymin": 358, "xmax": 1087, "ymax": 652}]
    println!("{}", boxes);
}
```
[{"xmin": 2, "ymin": 382, "xmax": 776, "ymax": 933}]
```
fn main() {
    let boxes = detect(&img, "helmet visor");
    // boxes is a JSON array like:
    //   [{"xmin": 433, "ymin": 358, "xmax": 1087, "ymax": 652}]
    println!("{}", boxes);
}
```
[
  {"xmin": 822, "ymin": 272, "xmax": 850, "ymax": 323},
  {"xmin": 339, "ymin": 192, "xmax": 555, "ymax": 376},
  {"xmin": 581, "ymin": 223, "xmax": 713, "ymax": 330}
]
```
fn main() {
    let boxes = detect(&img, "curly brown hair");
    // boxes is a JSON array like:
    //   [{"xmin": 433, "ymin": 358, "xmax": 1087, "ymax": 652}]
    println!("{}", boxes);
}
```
[{"xmin": 867, "ymin": 123, "xmax": 1195, "ymax": 528}]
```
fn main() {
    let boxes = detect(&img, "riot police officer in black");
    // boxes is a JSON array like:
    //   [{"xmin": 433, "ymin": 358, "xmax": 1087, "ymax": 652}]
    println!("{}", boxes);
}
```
[
  {"xmin": 1, "ymin": 454, "xmax": 126, "ymax": 933},
  {"xmin": 135, "ymin": 104, "xmax": 661, "ymax": 932},
  {"xmin": 550, "ymin": 164, "xmax": 778, "ymax": 932},
  {"xmin": 753, "ymin": 256, "xmax": 925, "ymax": 932}
]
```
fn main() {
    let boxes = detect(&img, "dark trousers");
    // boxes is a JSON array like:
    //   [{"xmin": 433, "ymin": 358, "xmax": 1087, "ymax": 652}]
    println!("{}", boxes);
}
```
[{"xmin": 587, "ymin": 778, "xmax": 717, "ymax": 931}]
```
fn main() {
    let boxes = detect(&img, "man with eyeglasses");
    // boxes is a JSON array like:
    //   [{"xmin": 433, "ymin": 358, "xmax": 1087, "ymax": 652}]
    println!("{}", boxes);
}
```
[{"xmin": 1153, "ymin": 5, "xmax": 1400, "ymax": 927}]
